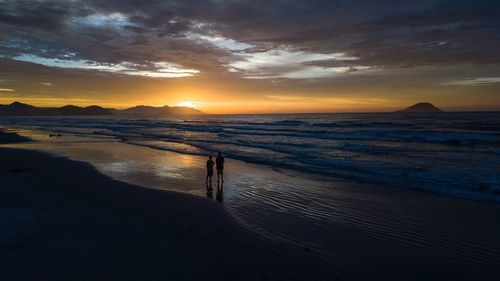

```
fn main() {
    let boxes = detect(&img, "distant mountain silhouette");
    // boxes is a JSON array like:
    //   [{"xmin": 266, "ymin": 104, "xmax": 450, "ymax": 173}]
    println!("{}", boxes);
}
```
[
  {"xmin": 112, "ymin": 105, "xmax": 203, "ymax": 116},
  {"xmin": 0, "ymin": 102, "xmax": 203, "ymax": 116},
  {"xmin": 0, "ymin": 102, "xmax": 112, "ymax": 116},
  {"xmin": 397, "ymin": 102, "xmax": 443, "ymax": 113}
]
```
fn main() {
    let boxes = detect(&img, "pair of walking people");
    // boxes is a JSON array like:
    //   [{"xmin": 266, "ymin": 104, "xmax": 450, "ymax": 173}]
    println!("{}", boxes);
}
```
[{"xmin": 206, "ymin": 152, "xmax": 224, "ymax": 191}]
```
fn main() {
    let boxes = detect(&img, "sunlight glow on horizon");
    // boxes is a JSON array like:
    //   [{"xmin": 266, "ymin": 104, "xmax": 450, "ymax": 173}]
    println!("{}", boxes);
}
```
[{"xmin": 176, "ymin": 101, "xmax": 198, "ymax": 107}]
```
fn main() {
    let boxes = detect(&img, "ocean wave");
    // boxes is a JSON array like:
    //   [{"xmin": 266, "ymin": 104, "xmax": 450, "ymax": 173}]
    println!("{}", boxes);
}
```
[{"xmin": 1, "ymin": 112, "xmax": 499, "ymax": 202}]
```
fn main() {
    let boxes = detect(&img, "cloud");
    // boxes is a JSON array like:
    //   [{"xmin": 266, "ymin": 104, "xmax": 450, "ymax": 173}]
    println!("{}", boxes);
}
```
[
  {"xmin": 228, "ymin": 48, "xmax": 371, "ymax": 78},
  {"xmin": 68, "ymin": 12, "xmax": 132, "ymax": 30},
  {"xmin": 0, "ymin": 0, "xmax": 75, "ymax": 31},
  {"xmin": 442, "ymin": 77, "xmax": 500, "ymax": 86},
  {"xmin": 0, "ymin": 88, "xmax": 14, "ymax": 91},
  {"xmin": 0, "ymin": 0, "xmax": 498, "ymax": 81},
  {"xmin": 186, "ymin": 32, "xmax": 253, "ymax": 51},
  {"xmin": 13, "ymin": 54, "xmax": 200, "ymax": 78}
]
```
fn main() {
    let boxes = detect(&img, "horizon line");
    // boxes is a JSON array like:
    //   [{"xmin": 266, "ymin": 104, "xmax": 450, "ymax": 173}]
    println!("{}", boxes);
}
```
[{"xmin": 1, "ymin": 101, "xmax": 500, "ymax": 115}]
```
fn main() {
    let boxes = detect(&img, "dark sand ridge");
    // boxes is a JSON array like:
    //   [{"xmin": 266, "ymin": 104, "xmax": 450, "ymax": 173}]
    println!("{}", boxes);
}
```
[{"xmin": 1, "ymin": 128, "xmax": 500, "ymax": 280}]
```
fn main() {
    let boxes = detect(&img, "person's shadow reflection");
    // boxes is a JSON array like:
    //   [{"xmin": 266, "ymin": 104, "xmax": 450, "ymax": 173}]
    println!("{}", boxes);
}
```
[
  {"xmin": 216, "ymin": 180, "xmax": 224, "ymax": 202},
  {"xmin": 206, "ymin": 182, "xmax": 213, "ymax": 198}
]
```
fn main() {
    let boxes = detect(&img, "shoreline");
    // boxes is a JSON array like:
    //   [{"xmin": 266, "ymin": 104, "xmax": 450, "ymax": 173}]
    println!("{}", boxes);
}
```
[
  {"xmin": 0, "ymin": 127, "xmax": 32, "ymax": 144},
  {"xmin": 1, "ymin": 129, "xmax": 500, "ymax": 280},
  {"xmin": 0, "ymin": 139, "xmax": 348, "ymax": 280}
]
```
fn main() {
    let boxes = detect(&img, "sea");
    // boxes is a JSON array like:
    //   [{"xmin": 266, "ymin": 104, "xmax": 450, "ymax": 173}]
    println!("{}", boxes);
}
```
[{"xmin": 1, "ymin": 111, "xmax": 499, "ymax": 202}]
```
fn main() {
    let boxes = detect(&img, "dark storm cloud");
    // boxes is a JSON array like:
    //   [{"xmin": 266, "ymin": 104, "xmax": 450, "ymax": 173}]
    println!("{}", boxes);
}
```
[
  {"xmin": 0, "ymin": 0, "xmax": 74, "ymax": 31},
  {"xmin": 255, "ymin": 0, "xmax": 500, "ymax": 67},
  {"xmin": 0, "ymin": 0, "xmax": 499, "ymax": 78}
]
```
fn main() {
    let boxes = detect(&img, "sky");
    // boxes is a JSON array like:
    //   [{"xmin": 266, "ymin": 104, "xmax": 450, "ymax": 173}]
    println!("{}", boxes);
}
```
[{"xmin": 0, "ymin": 0, "xmax": 499, "ymax": 113}]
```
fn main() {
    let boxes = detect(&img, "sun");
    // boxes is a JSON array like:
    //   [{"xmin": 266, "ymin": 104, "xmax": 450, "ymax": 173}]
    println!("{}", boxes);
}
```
[{"xmin": 176, "ymin": 101, "xmax": 196, "ymax": 107}]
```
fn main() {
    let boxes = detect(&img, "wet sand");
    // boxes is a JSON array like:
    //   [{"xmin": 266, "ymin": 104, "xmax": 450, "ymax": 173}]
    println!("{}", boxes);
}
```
[
  {"xmin": 0, "ymin": 135, "xmax": 342, "ymax": 281},
  {"xmin": 0, "ymin": 129, "xmax": 371, "ymax": 281},
  {"xmin": 1, "ymin": 128, "xmax": 500, "ymax": 280}
]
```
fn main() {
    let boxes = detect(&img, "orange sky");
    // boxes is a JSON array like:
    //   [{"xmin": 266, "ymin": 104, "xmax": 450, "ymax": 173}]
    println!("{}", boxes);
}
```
[{"xmin": 1, "ymin": 62, "xmax": 498, "ymax": 113}]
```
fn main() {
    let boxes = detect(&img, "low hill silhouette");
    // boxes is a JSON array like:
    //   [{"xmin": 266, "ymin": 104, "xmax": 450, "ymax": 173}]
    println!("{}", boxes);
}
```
[
  {"xmin": 397, "ymin": 102, "xmax": 443, "ymax": 113},
  {"xmin": 0, "ymin": 102, "xmax": 203, "ymax": 116}
]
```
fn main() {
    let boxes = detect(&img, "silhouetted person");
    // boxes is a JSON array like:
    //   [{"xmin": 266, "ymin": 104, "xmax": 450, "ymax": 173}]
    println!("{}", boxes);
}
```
[
  {"xmin": 216, "ymin": 152, "xmax": 224, "ymax": 183},
  {"xmin": 206, "ymin": 155, "xmax": 214, "ymax": 191}
]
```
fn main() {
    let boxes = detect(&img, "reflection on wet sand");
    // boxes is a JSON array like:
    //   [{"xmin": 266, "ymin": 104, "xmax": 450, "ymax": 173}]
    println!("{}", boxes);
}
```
[
  {"xmin": 216, "ymin": 180, "xmax": 224, "ymax": 203},
  {"xmin": 2, "ymin": 130, "xmax": 208, "ymax": 195}
]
